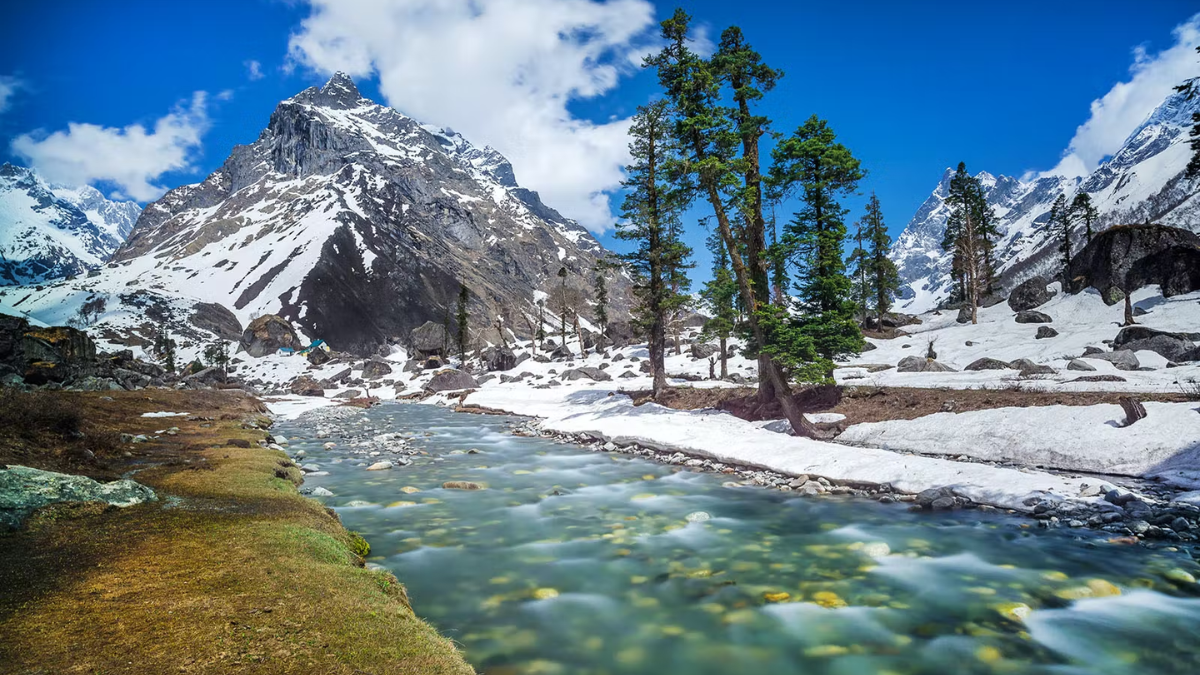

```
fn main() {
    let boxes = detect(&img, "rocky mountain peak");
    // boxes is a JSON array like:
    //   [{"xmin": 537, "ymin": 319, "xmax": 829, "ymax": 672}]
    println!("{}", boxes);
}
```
[{"xmin": 290, "ymin": 71, "xmax": 366, "ymax": 110}]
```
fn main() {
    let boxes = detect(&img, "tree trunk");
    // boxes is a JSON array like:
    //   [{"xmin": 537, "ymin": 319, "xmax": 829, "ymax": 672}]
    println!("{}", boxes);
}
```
[
  {"xmin": 1124, "ymin": 294, "xmax": 1136, "ymax": 327},
  {"xmin": 719, "ymin": 337, "xmax": 728, "ymax": 379}
]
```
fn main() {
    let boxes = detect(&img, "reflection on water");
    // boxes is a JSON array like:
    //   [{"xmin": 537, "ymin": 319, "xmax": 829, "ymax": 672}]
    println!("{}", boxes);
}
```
[{"xmin": 277, "ymin": 403, "xmax": 1200, "ymax": 675}]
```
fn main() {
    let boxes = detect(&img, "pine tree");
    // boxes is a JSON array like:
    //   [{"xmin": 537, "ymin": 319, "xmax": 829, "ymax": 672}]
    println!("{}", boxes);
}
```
[
  {"xmin": 1070, "ymin": 192, "xmax": 1098, "ymax": 243},
  {"xmin": 1174, "ymin": 45, "xmax": 1200, "ymax": 178},
  {"xmin": 864, "ymin": 193, "xmax": 901, "ymax": 321},
  {"xmin": 615, "ymin": 99, "xmax": 692, "ymax": 398},
  {"xmin": 1050, "ymin": 193, "xmax": 1071, "ymax": 275},
  {"xmin": 700, "ymin": 232, "xmax": 737, "ymax": 379},
  {"xmin": 593, "ymin": 262, "xmax": 610, "ymax": 350},
  {"xmin": 455, "ymin": 283, "xmax": 470, "ymax": 362},
  {"xmin": 647, "ymin": 10, "xmax": 817, "ymax": 436},
  {"xmin": 942, "ymin": 162, "xmax": 994, "ymax": 324},
  {"xmin": 535, "ymin": 299, "xmax": 547, "ymax": 349},
  {"xmin": 156, "ymin": 330, "xmax": 177, "ymax": 374},
  {"xmin": 847, "ymin": 217, "xmax": 870, "ymax": 325},
  {"xmin": 556, "ymin": 266, "xmax": 569, "ymax": 346},
  {"xmin": 203, "ymin": 340, "xmax": 230, "ymax": 379},
  {"xmin": 769, "ymin": 115, "xmax": 865, "ymax": 379}
]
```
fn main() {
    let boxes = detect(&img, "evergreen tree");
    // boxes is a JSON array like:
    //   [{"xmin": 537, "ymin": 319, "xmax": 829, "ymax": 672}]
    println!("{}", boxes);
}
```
[
  {"xmin": 942, "ymin": 162, "xmax": 994, "ymax": 324},
  {"xmin": 647, "ymin": 10, "xmax": 817, "ymax": 436},
  {"xmin": 864, "ymin": 193, "xmax": 901, "ymax": 321},
  {"xmin": 593, "ymin": 262, "xmax": 610, "ymax": 350},
  {"xmin": 456, "ymin": 283, "xmax": 470, "ymax": 362},
  {"xmin": 768, "ymin": 115, "xmax": 865, "ymax": 379},
  {"xmin": 847, "ymin": 217, "xmax": 870, "ymax": 325},
  {"xmin": 202, "ymin": 340, "xmax": 230, "ymax": 379},
  {"xmin": 556, "ymin": 266, "xmax": 569, "ymax": 346},
  {"xmin": 1050, "ymin": 193, "xmax": 1071, "ymax": 275},
  {"xmin": 699, "ymin": 232, "xmax": 738, "ymax": 378},
  {"xmin": 615, "ymin": 99, "xmax": 693, "ymax": 398},
  {"xmin": 1070, "ymin": 192, "xmax": 1098, "ymax": 243},
  {"xmin": 1174, "ymin": 45, "xmax": 1200, "ymax": 178},
  {"xmin": 155, "ymin": 330, "xmax": 177, "ymax": 374},
  {"xmin": 535, "ymin": 299, "xmax": 547, "ymax": 349}
]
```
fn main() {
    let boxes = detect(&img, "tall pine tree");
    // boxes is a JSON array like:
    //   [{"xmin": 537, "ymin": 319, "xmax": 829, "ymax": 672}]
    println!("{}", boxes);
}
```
[
  {"xmin": 942, "ymin": 162, "xmax": 995, "ymax": 324},
  {"xmin": 1050, "ymin": 193, "xmax": 1071, "ymax": 275},
  {"xmin": 700, "ymin": 231, "xmax": 738, "ymax": 379},
  {"xmin": 455, "ymin": 283, "xmax": 470, "ymax": 362},
  {"xmin": 1070, "ymin": 192, "xmax": 1098, "ymax": 243},
  {"xmin": 593, "ymin": 262, "xmax": 610, "ymax": 350},
  {"xmin": 616, "ymin": 100, "xmax": 692, "ymax": 398},
  {"xmin": 769, "ymin": 115, "xmax": 865, "ymax": 380},
  {"xmin": 862, "ymin": 193, "xmax": 900, "ymax": 322},
  {"xmin": 1174, "ymin": 45, "xmax": 1200, "ymax": 178},
  {"xmin": 847, "ymin": 217, "xmax": 870, "ymax": 324}
]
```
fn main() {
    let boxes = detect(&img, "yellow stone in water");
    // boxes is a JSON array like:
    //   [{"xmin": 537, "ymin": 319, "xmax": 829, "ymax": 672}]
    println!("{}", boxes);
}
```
[
  {"xmin": 489, "ymin": 576, "xmax": 510, "ymax": 585},
  {"xmin": 481, "ymin": 595, "xmax": 507, "ymax": 610},
  {"xmin": 642, "ymin": 474, "xmax": 656, "ymax": 480},
  {"xmin": 421, "ymin": 498, "xmax": 442, "ymax": 504},
  {"xmin": 731, "ymin": 561, "xmax": 760, "ymax": 572},
  {"xmin": 699, "ymin": 603, "xmax": 725, "ymax": 614},
  {"xmin": 862, "ymin": 542, "xmax": 891, "ymax": 558},
  {"xmin": 513, "ymin": 469, "xmax": 533, "ymax": 475},
  {"xmin": 520, "ymin": 659, "xmax": 565, "ymax": 675},
  {"xmin": 400, "ymin": 486, "xmax": 422, "ymax": 494},
  {"xmin": 387, "ymin": 501, "xmax": 418, "ymax": 507},
  {"xmin": 661, "ymin": 625, "xmax": 686, "ymax": 636},
  {"xmin": 630, "ymin": 575, "xmax": 648, "ymax": 584},
  {"xmin": 993, "ymin": 602, "xmax": 1032, "ymax": 622},
  {"xmin": 763, "ymin": 592, "xmax": 791, "ymax": 603},
  {"xmin": 632, "ymin": 596, "xmax": 659, "ymax": 608},
  {"xmin": 967, "ymin": 587, "xmax": 997, "ymax": 596},
  {"xmin": 615, "ymin": 647, "xmax": 646, "ymax": 666},
  {"xmin": 811, "ymin": 591, "xmax": 847, "ymax": 609},
  {"xmin": 1041, "ymin": 570, "xmax": 1068, "ymax": 581},
  {"xmin": 686, "ymin": 569, "xmax": 712, "ymax": 579},
  {"xmin": 1087, "ymin": 579, "xmax": 1121, "ymax": 597},
  {"xmin": 1164, "ymin": 569, "xmax": 1196, "ymax": 584},
  {"xmin": 976, "ymin": 645, "xmax": 1003, "ymax": 663},
  {"xmin": 631, "ymin": 493, "xmax": 656, "ymax": 500},
  {"xmin": 584, "ymin": 636, "xmax": 603, "ymax": 651},
  {"xmin": 615, "ymin": 549, "xmax": 631, "ymax": 557},
  {"xmin": 804, "ymin": 645, "xmax": 848, "ymax": 658},
  {"xmin": 723, "ymin": 609, "xmax": 757, "ymax": 625},
  {"xmin": 532, "ymin": 588, "xmax": 559, "ymax": 600}
]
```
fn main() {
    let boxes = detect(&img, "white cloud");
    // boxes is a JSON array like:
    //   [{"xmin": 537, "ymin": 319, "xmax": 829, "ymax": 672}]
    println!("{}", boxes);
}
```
[
  {"xmin": 1045, "ymin": 13, "xmax": 1200, "ymax": 178},
  {"xmin": 286, "ymin": 0, "xmax": 659, "ymax": 232},
  {"xmin": 11, "ymin": 92, "xmax": 210, "ymax": 202},
  {"xmin": 245, "ymin": 59, "xmax": 265, "ymax": 81},
  {"xmin": 0, "ymin": 75, "xmax": 23, "ymax": 114}
]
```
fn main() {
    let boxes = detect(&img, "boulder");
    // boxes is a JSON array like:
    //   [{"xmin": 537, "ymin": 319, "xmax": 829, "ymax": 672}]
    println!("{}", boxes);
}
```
[
  {"xmin": 1009, "ymin": 358, "xmax": 1054, "ymax": 376},
  {"xmin": 332, "ymin": 389, "xmax": 362, "ymax": 399},
  {"xmin": 690, "ymin": 342, "xmax": 719, "ymax": 360},
  {"xmin": 188, "ymin": 302, "xmax": 242, "ymax": 341},
  {"xmin": 306, "ymin": 347, "xmax": 331, "ymax": 366},
  {"xmin": 240, "ymin": 315, "xmax": 302, "ymax": 358},
  {"xmin": 1035, "ymin": 326, "xmax": 1059, "ymax": 339},
  {"xmin": 1066, "ymin": 224, "xmax": 1200, "ymax": 301},
  {"xmin": 1067, "ymin": 359, "xmax": 1097, "ymax": 371},
  {"xmin": 361, "ymin": 358, "xmax": 393, "ymax": 379},
  {"xmin": 1, "ymin": 466, "xmax": 157, "ymax": 530},
  {"xmin": 561, "ymin": 367, "xmax": 613, "ymax": 382},
  {"xmin": 964, "ymin": 358, "xmax": 1013, "ymax": 371},
  {"xmin": 1015, "ymin": 310, "xmax": 1052, "ymax": 324},
  {"xmin": 550, "ymin": 344, "xmax": 574, "ymax": 361},
  {"xmin": 402, "ymin": 359, "xmax": 423, "ymax": 373},
  {"xmin": 1007, "ymin": 276, "xmax": 1057, "ymax": 312},
  {"xmin": 289, "ymin": 375, "xmax": 325, "ymax": 397},
  {"xmin": 1112, "ymin": 326, "xmax": 1196, "ymax": 362},
  {"xmin": 897, "ymin": 356, "xmax": 957, "ymax": 373},
  {"xmin": 408, "ymin": 321, "xmax": 448, "ymax": 358},
  {"xmin": 181, "ymin": 366, "xmax": 226, "ymax": 389},
  {"xmin": 482, "ymin": 346, "xmax": 517, "ymax": 372},
  {"xmin": 605, "ymin": 321, "xmax": 636, "ymax": 349},
  {"xmin": 424, "ymin": 369, "xmax": 479, "ymax": 393},
  {"xmin": 955, "ymin": 307, "xmax": 974, "ymax": 324},
  {"xmin": 424, "ymin": 355, "xmax": 445, "ymax": 370},
  {"xmin": 1089, "ymin": 350, "xmax": 1140, "ymax": 371},
  {"xmin": 880, "ymin": 313, "xmax": 921, "ymax": 328}
]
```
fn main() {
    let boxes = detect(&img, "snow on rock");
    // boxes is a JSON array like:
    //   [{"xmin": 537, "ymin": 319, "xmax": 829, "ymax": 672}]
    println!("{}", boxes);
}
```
[{"xmin": 838, "ymin": 402, "xmax": 1200, "ymax": 477}]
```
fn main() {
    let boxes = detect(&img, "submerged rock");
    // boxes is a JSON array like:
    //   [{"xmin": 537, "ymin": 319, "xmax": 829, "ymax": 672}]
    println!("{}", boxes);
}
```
[{"xmin": 0, "ymin": 466, "xmax": 156, "ymax": 530}]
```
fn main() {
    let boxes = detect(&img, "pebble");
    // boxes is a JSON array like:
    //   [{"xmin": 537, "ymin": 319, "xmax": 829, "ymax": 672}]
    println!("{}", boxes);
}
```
[{"xmin": 366, "ymin": 461, "xmax": 392, "ymax": 471}]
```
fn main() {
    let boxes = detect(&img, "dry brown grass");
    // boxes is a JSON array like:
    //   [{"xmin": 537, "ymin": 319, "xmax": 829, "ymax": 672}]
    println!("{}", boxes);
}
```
[{"xmin": 0, "ymin": 389, "xmax": 474, "ymax": 675}]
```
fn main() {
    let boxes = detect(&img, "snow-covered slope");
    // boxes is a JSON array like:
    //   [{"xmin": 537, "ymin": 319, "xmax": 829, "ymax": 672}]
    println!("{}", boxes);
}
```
[
  {"xmin": 0, "ymin": 73, "xmax": 627, "ymax": 358},
  {"xmin": 893, "ymin": 90, "xmax": 1200, "ymax": 313},
  {"xmin": 0, "ymin": 164, "xmax": 140, "ymax": 285}
]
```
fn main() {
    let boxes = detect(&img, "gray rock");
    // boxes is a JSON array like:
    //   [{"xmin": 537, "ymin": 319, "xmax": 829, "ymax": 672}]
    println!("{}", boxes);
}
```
[
  {"xmin": 1035, "ymin": 326, "xmax": 1059, "ymax": 339},
  {"xmin": 1015, "ymin": 310, "xmax": 1052, "ymax": 324},
  {"xmin": 964, "ymin": 358, "xmax": 1013, "ymax": 371},
  {"xmin": 1067, "ymin": 359, "xmax": 1097, "ymax": 371},
  {"xmin": 361, "ymin": 358, "xmax": 393, "ymax": 379},
  {"xmin": 689, "ymin": 342, "xmax": 719, "ymax": 360},
  {"xmin": 409, "ymin": 322, "xmax": 449, "ymax": 358},
  {"xmin": 1089, "ymin": 350, "xmax": 1140, "ymax": 371},
  {"xmin": 1066, "ymin": 224, "xmax": 1200, "ymax": 301},
  {"xmin": 239, "ymin": 314, "xmax": 302, "ymax": 358},
  {"xmin": 189, "ymin": 302, "xmax": 243, "ymax": 341},
  {"xmin": 424, "ymin": 369, "xmax": 479, "ymax": 392},
  {"xmin": 1, "ymin": 466, "xmax": 156, "ymax": 530},
  {"xmin": 897, "ymin": 356, "xmax": 957, "ymax": 373},
  {"xmin": 482, "ymin": 346, "xmax": 517, "ymax": 372},
  {"xmin": 1007, "ymin": 275, "xmax": 1057, "ymax": 312},
  {"xmin": 1112, "ymin": 326, "xmax": 1196, "ymax": 362},
  {"xmin": 561, "ymin": 367, "xmax": 612, "ymax": 382}
]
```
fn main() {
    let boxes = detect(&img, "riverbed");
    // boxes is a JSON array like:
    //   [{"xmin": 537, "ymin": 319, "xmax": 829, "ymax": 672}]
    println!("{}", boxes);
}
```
[{"xmin": 277, "ymin": 402, "xmax": 1200, "ymax": 675}]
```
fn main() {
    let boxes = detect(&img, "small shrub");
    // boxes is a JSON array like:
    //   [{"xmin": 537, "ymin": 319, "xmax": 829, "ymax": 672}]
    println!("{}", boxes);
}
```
[
  {"xmin": 0, "ymin": 389, "xmax": 83, "ymax": 439},
  {"xmin": 347, "ymin": 531, "xmax": 371, "ymax": 558},
  {"xmin": 1182, "ymin": 379, "xmax": 1200, "ymax": 402}
]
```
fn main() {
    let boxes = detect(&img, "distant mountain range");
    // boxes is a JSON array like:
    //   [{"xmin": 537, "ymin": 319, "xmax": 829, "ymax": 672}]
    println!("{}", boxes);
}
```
[
  {"xmin": 0, "ymin": 73, "xmax": 627, "ymax": 357},
  {"xmin": 891, "ymin": 89, "xmax": 1200, "ymax": 313},
  {"xmin": 0, "ymin": 163, "xmax": 140, "ymax": 285}
]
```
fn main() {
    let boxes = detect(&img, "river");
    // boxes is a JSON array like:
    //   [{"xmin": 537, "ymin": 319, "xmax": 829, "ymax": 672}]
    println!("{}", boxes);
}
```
[{"xmin": 276, "ymin": 402, "xmax": 1200, "ymax": 675}]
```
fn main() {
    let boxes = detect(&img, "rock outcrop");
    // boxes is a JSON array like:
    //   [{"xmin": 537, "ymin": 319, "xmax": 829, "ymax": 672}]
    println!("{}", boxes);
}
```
[
  {"xmin": 1113, "ymin": 325, "xmax": 1197, "ymax": 362},
  {"xmin": 1066, "ymin": 224, "xmax": 1200, "ymax": 302},
  {"xmin": 240, "ymin": 315, "xmax": 302, "ymax": 358},
  {"xmin": 1, "ymin": 465, "xmax": 156, "ymax": 530},
  {"xmin": 1007, "ymin": 276, "xmax": 1056, "ymax": 311},
  {"xmin": 424, "ymin": 369, "xmax": 479, "ymax": 392},
  {"xmin": 188, "ymin": 302, "xmax": 243, "ymax": 342}
]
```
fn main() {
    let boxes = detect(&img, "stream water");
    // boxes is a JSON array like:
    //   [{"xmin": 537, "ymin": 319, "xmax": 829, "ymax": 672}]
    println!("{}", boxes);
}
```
[{"xmin": 277, "ymin": 402, "xmax": 1200, "ymax": 675}]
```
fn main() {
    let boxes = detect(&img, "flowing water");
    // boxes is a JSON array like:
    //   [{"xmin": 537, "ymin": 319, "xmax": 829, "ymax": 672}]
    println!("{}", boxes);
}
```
[{"xmin": 277, "ymin": 403, "xmax": 1200, "ymax": 675}]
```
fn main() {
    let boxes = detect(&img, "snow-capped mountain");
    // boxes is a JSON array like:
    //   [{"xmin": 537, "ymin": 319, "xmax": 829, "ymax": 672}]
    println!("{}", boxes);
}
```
[
  {"xmin": 893, "ymin": 90, "xmax": 1200, "ymax": 313},
  {"xmin": 0, "ymin": 164, "xmax": 141, "ymax": 285},
  {"xmin": 0, "ymin": 73, "xmax": 626, "ymax": 356}
]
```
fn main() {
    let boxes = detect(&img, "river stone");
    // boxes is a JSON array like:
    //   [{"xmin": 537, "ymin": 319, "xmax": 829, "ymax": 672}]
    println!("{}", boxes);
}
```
[
  {"xmin": 311, "ymin": 487, "xmax": 334, "ymax": 497},
  {"xmin": 442, "ymin": 481, "xmax": 485, "ymax": 490},
  {"xmin": 0, "ymin": 466, "xmax": 156, "ymax": 530},
  {"xmin": 366, "ymin": 461, "xmax": 392, "ymax": 471},
  {"xmin": 685, "ymin": 511, "xmax": 711, "ymax": 523}
]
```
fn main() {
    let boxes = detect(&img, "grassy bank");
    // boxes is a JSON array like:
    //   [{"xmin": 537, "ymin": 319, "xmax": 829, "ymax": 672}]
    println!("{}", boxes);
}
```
[{"xmin": 0, "ymin": 389, "xmax": 474, "ymax": 675}]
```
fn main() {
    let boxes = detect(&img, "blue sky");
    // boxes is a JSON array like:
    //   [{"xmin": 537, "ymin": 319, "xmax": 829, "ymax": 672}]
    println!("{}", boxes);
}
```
[{"xmin": 2, "ymin": 0, "xmax": 1198, "ymax": 281}]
